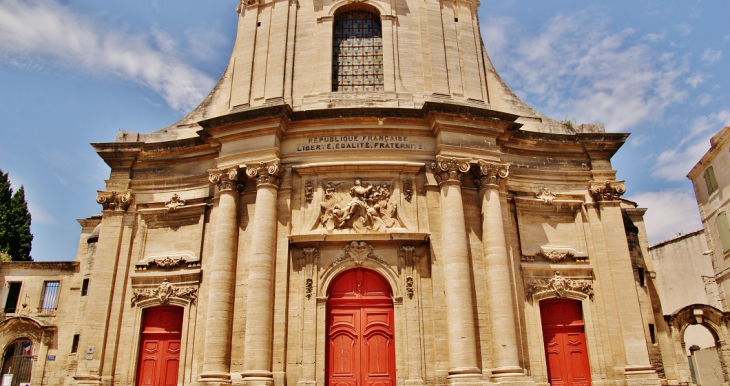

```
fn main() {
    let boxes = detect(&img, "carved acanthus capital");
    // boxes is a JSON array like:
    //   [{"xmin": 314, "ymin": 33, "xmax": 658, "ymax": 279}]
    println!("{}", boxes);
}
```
[
  {"xmin": 246, "ymin": 160, "xmax": 282, "ymax": 188},
  {"xmin": 475, "ymin": 160, "xmax": 509, "ymax": 188},
  {"xmin": 430, "ymin": 157, "xmax": 471, "ymax": 186},
  {"xmin": 96, "ymin": 190, "xmax": 134, "ymax": 211},
  {"xmin": 524, "ymin": 271, "xmax": 593, "ymax": 301},
  {"xmin": 301, "ymin": 247, "xmax": 319, "ymax": 266},
  {"xmin": 208, "ymin": 167, "xmax": 244, "ymax": 192},
  {"xmin": 130, "ymin": 279, "xmax": 198, "ymax": 307},
  {"xmin": 399, "ymin": 245, "xmax": 420, "ymax": 268},
  {"xmin": 589, "ymin": 180, "xmax": 626, "ymax": 202}
]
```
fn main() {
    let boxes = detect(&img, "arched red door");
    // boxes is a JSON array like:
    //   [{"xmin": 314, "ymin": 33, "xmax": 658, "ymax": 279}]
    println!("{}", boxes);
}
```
[
  {"xmin": 327, "ymin": 268, "xmax": 395, "ymax": 386},
  {"xmin": 540, "ymin": 300, "xmax": 591, "ymax": 386},
  {"xmin": 136, "ymin": 307, "xmax": 183, "ymax": 386}
]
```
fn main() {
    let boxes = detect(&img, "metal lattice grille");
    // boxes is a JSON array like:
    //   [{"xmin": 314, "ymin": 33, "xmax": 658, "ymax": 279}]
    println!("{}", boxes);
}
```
[
  {"xmin": 332, "ymin": 10, "xmax": 383, "ymax": 92},
  {"xmin": 1, "ymin": 340, "xmax": 33, "ymax": 386},
  {"xmin": 39, "ymin": 281, "xmax": 59, "ymax": 313}
]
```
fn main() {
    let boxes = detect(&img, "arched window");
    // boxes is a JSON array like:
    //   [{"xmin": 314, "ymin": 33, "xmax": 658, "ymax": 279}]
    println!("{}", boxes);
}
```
[{"xmin": 332, "ymin": 6, "xmax": 383, "ymax": 92}]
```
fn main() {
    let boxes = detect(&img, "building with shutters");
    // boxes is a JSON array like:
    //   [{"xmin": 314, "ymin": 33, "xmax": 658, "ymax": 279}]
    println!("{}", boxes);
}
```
[{"xmin": 0, "ymin": 1, "xmax": 687, "ymax": 386}]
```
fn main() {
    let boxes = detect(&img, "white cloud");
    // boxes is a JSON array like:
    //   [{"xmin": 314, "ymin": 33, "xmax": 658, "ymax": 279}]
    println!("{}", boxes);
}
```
[
  {"xmin": 482, "ymin": 10, "xmax": 688, "ymax": 132},
  {"xmin": 701, "ymin": 48, "xmax": 722, "ymax": 65},
  {"xmin": 653, "ymin": 110, "xmax": 730, "ymax": 181},
  {"xmin": 481, "ymin": 16, "xmax": 514, "ymax": 57},
  {"xmin": 0, "ymin": 0, "xmax": 214, "ymax": 112},
  {"xmin": 643, "ymin": 33, "xmax": 665, "ymax": 43},
  {"xmin": 625, "ymin": 189, "xmax": 702, "ymax": 245},
  {"xmin": 685, "ymin": 73, "xmax": 706, "ymax": 88},
  {"xmin": 675, "ymin": 24, "xmax": 693, "ymax": 36}
]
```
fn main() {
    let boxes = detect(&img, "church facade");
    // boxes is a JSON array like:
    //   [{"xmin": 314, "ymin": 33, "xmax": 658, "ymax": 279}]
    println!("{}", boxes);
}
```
[{"xmin": 0, "ymin": 1, "xmax": 675, "ymax": 386}]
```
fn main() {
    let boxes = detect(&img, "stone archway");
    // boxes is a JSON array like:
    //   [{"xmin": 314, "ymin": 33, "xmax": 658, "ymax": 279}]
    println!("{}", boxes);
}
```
[{"xmin": 666, "ymin": 304, "xmax": 730, "ymax": 384}]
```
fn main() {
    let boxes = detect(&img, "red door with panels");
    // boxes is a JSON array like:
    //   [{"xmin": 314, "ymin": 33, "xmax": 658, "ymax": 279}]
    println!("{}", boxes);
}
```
[
  {"xmin": 137, "ymin": 307, "xmax": 183, "ymax": 386},
  {"xmin": 540, "ymin": 300, "xmax": 591, "ymax": 386},
  {"xmin": 327, "ymin": 268, "xmax": 396, "ymax": 386}
]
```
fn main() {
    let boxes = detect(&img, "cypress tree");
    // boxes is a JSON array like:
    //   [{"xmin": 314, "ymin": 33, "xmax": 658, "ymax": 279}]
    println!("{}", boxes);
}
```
[
  {"xmin": 0, "ymin": 169, "xmax": 12, "ymax": 258},
  {"xmin": 9, "ymin": 186, "xmax": 33, "ymax": 261}
]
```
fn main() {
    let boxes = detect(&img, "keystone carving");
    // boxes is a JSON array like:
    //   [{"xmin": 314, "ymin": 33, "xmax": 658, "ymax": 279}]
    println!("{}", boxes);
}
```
[
  {"xmin": 589, "ymin": 180, "xmax": 626, "ymax": 202},
  {"xmin": 475, "ymin": 160, "xmax": 509, "ymax": 188},
  {"xmin": 524, "ymin": 271, "xmax": 593, "ymax": 301},
  {"xmin": 247, "ymin": 160, "xmax": 282, "ymax": 187},
  {"xmin": 165, "ymin": 194, "xmax": 187, "ymax": 211},
  {"xmin": 130, "ymin": 279, "xmax": 198, "ymax": 307},
  {"xmin": 96, "ymin": 190, "xmax": 133, "ymax": 211},
  {"xmin": 536, "ymin": 187, "xmax": 556, "ymax": 204},
  {"xmin": 430, "ymin": 157, "xmax": 471, "ymax": 185},
  {"xmin": 319, "ymin": 178, "xmax": 398, "ymax": 233},
  {"xmin": 328, "ymin": 241, "xmax": 387, "ymax": 268},
  {"xmin": 208, "ymin": 167, "xmax": 244, "ymax": 192}
]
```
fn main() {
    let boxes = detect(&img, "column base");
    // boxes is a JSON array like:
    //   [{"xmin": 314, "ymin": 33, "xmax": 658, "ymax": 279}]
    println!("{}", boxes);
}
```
[
  {"xmin": 200, "ymin": 371, "xmax": 232, "ymax": 384},
  {"xmin": 71, "ymin": 375, "xmax": 102, "ymax": 385},
  {"xmin": 624, "ymin": 365, "xmax": 661, "ymax": 386},
  {"xmin": 241, "ymin": 371, "xmax": 275, "ymax": 386},
  {"xmin": 296, "ymin": 381, "xmax": 317, "ymax": 386},
  {"xmin": 448, "ymin": 370, "xmax": 485, "ymax": 386}
]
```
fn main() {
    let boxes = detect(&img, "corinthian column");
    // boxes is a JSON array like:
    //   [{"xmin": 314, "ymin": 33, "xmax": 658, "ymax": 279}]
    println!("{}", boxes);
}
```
[
  {"xmin": 430, "ymin": 157, "xmax": 480, "ymax": 380},
  {"xmin": 200, "ymin": 168, "xmax": 242, "ymax": 383},
  {"xmin": 476, "ymin": 160, "xmax": 523, "ymax": 379},
  {"xmin": 241, "ymin": 160, "xmax": 282, "ymax": 386}
]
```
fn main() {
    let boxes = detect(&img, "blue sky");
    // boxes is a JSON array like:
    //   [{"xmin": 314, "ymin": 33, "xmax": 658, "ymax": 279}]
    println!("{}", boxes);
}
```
[{"xmin": 0, "ymin": 0, "xmax": 728, "ymax": 261}]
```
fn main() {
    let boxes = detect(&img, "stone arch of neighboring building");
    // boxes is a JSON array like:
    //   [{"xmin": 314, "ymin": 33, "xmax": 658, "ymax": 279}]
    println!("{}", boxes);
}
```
[
  {"xmin": 666, "ymin": 304, "xmax": 730, "ymax": 384},
  {"xmin": 0, "ymin": 317, "xmax": 56, "ymax": 386}
]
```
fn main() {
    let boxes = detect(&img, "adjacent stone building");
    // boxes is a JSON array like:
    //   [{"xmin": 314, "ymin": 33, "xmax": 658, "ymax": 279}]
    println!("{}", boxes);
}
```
[{"xmin": 0, "ymin": 1, "xmax": 681, "ymax": 386}]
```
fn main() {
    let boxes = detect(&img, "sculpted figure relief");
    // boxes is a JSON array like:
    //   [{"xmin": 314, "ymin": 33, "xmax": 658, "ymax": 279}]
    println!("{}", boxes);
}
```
[{"xmin": 319, "ymin": 178, "xmax": 399, "ymax": 233}]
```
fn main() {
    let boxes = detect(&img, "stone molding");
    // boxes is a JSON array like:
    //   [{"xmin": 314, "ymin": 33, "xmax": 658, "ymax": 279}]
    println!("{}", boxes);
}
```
[
  {"xmin": 328, "ymin": 241, "xmax": 387, "ymax": 269},
  {"xmin": 430, "ymin": 156, "xmax": 471, "ymax": 185},
  {"xmin": 524, "ymin": 271, "xmax": 593, "ymax": 301},
  {"xmin": 246, "ymin": 160, "xmax": 282, "ymax": 188},
  {"xmin": 475, "ymin": 160, "xmax": 509, "ymax": 188},
  {"xmin": 130, "ymin": 279, "xmax": 198, "ymax": 307},
  {"xmin": 589, "ymin": 180, "xmax": 626, "ymax": 202},
  {"xmin": 208, "ymin": 167, "xmax": 244, "ymax": 192},
  {"xmin": 96, "ymin": 190, "xmax": 133, "ymax": 211}
]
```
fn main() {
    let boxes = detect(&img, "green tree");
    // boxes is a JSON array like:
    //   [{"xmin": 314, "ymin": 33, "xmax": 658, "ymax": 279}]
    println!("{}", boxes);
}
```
[
  {"xmin": 0, "ymin": 169, "xmax": 33, "ymax": 261},
  {"xmin": 10, "ymin": 186, "xmax": 33, "ymax": 261}
]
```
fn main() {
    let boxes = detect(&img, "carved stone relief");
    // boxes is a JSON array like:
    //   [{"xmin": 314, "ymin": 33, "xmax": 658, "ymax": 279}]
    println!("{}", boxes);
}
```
[
  {"xmin": 96, "ymin": 190, "xmax": 134, "ymax": 211},
  {"xmin": 524, "ymin": 271, "xmax": 593, "ymax": 301},
  {"xmin": 589, "ymin": 180, "xmax": 626, "ymax": 202},
  {"xmin": 319, "ymin": 178, "xmax": 399, "ymax": 233},
  {"xmin": 521, "ymin": 248, "xmax": 588, "ymax": 264},
  {"xmin": 130, "ymin": 279, "xmax": 198, "ymax": 307},
  {"xmin": 301, "ymin": 247, "xmax": 319, "ymax": 300},
  {"xmin": 305, "ymin": 180, "xmax": 314, "ymax": 204},
  {"xmin": 403, "ymin": 177, "xmax": 413, "ymax": 202},
  {"xmin": 328, "ymin": 241, "xmax": 387, "ymax": 269},
  {"xmin": 165, "ymin": 194, "xmax": 187, "ymax": 211},
  {"xmin": 536, "ymin": 187, "xmax": 556, "ymax": 204}
]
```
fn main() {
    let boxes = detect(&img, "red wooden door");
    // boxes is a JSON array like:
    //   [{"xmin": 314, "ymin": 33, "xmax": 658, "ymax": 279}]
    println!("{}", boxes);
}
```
[
  {"xmin": 540, "ymin": 300, "xmax": 591, "ymax": 386},
  {"xmin": 327, "ymin": 269, "xmax": 395, "ymax": 386},
  {"xmin": 137, "ymin": 307, "xmax": 183, "ymax": 386}
]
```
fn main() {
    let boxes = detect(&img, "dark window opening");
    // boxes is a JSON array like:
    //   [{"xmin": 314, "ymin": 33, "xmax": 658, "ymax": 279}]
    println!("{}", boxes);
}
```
[
  {"xmin": 71, "ymin": 334, "xmax": 80, "ymax": 353},
  {"xmin": 649, "ymin": 323, "xmax": 656, "ymax": 344},
  {"xmin": 257, "ymin": 22, "xmax": 261, "ymax": 27},
  {"xmin": 454, "ymin": 17, "xmax": 458, "ymax": 22},
  {"xmin": 4, "ymin": 282, "xmax": 21, "ymax": 314},
  {"xmin": 332, "ymin": 7, "xmax": 384, "ymax": 92},
  {"xmin": 39, "ymin": 281, "xmax": 60, "ymax": 313},
  {"xmin": 81, "ymin": 279, "xmax": 89, "ymax": 297},
  {"xmin": 638, "ymin": 268, "xmax": 646, "ymax": 287}
]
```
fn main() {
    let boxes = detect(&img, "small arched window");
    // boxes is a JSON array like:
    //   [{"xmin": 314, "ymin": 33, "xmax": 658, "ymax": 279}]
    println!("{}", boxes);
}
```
[{"xmin": 332, "ymin": 6, "xmax": 383, "ymax": 92}]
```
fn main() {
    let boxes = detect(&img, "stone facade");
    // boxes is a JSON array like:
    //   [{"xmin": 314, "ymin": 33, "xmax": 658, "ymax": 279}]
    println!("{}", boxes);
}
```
[{"xmin": 0, "ymin": 2, "xmax": 672, "ymax": 386}]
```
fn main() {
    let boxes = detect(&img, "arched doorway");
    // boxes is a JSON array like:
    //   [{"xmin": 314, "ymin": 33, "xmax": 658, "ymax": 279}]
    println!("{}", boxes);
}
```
[
  {"xmin": 1, "ymin": 339, "xmax": 33, "ymax": 386},
  {"xmin": 540, "ymin": 299, "xmax": 591, "ymax": 386},
  {"xmin": 327, "ymin": 268, "xmax": 395, "ymax": 386},
  {"xmin": 136, "ymin": 306, "xmax": 183, "ymax": 386}
]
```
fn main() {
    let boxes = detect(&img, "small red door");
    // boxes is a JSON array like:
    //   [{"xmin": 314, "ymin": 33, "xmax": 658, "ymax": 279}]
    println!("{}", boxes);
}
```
[
  {"xmin": 137, "ymin": 307, "xmax": 183, "ymax": 386},
  {"xmin": 327, "ymin": 269, "xmax": 395, "ymax": 386},
  {"xmin": 540, "ymin": 300, "xmax": 591, "ymax": 386}
]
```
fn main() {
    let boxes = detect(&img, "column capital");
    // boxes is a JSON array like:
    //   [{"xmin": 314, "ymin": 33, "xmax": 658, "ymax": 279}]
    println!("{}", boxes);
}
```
[
  {"xmin": 96, "ymin": 190, "xmax": 134, "ymax": 211},
  {"xmin": 246, "ymin": 160, "xmax": 282, "ymax": 188},
  {"xmin": 475, "ymin": 160, "xmax": 509, "ymax": 189},
  {"xmin": 589, "ymin": 180, "xmax": 626, "ymax": 202},
  {"xmin": 430, "ymin": 156, "xmax": 471, "ymax": 186},
  {"xmin": 208, "ymin": 167, "xmax": 244, "ymax": 192}
]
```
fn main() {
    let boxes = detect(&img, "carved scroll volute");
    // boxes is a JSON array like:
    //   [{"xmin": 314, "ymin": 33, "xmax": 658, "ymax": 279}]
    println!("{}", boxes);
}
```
[
  {"xmin": 246, "ymin": 160, "xmax": 282, "ymax": 188},
  {"xmin": 96, "ymin": 190, "xmax": 134, "ymax": 211},
  {"xmin": 301, "ymin": 247, "xmax": 319, "ymax": 300},
  {"xmin": 208, "ymin": 167, "xmax": 244, "ymax": 193},
  {"xmin": 589, "ymin": 180, "xmax": 626, "ymax": 202},
  {"xmin": 430, "ymin": 156, "xmax": 471, "ymax": 186},
  {"xmin": 475, "ymin": 160, "xmax": 509, "ymax": 189}
]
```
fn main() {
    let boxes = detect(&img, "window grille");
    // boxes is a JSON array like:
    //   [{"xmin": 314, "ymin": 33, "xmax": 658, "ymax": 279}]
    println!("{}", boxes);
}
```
[
  {"xmin": 4, "ymin": 282, "xmax": 21, "ymax": 314},
  {"xmin": 39, "ymin": 281, "xmax": 60, "ymax": 313},
  {"xmin": 332, "ymin": 9, "xmax": 383, "ymax": 92}
]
